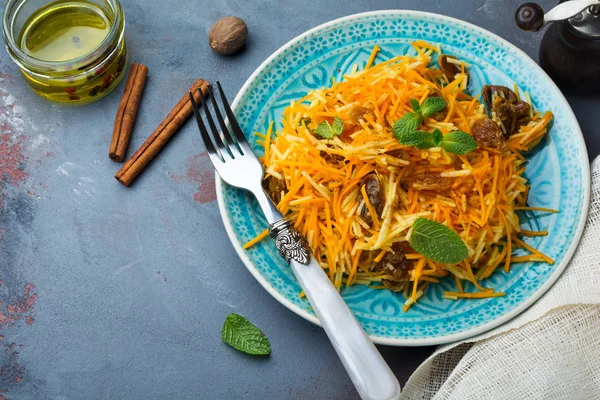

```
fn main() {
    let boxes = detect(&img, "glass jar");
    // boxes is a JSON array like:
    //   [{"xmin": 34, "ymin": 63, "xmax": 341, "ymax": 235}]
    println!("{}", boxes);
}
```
[{"xmin": 2, "ymin": 0, "xmax": 127, "ymax": 104}]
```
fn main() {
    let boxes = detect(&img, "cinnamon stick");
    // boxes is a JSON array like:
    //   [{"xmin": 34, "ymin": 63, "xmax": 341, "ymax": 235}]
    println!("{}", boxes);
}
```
[
  {"xmin": 115, "ymin": 78, "xmax": 209, "ymax": 187},
  {"xmin": 109, "ymin": 63, "xmax": 148, "ymax": 162}
]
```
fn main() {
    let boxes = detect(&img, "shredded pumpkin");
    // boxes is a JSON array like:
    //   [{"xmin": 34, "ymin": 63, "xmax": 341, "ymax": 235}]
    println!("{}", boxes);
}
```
[{"xmin": 245, "ymin": 42, "xmax": 555, "ymax": 311}]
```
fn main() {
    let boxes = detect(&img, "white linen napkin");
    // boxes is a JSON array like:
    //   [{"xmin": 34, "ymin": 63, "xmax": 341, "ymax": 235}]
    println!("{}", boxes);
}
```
[{"xmin": 401, "ymin": 157, "xmax": 600, "ymax": 400}]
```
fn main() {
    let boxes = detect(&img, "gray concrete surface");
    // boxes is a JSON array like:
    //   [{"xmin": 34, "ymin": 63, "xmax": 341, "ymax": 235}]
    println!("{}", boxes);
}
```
[{"xmin": 1, "ymin": 0, "xmax": 598, "ymax": 399}]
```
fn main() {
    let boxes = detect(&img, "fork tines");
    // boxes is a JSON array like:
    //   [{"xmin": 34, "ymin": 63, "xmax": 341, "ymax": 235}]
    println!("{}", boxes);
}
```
[{"xmin": 188, "ymin": 82, "xmax": 248, "ymax": 162}]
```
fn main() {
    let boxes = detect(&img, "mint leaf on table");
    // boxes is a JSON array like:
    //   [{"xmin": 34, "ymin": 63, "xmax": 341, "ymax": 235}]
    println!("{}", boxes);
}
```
[
  {"xmin": 221, "ymin": 313, "xmax": 271, "ymax": 355},
  {"xmin": 398, "ymin": 130, "xmax": 435, "ymax": 149},
  {"xmin": 420, "ymin": 97, "xmax": 447, "ymax": 118},
  {"xmin": 432, "ymin": 128, "xmax": 443, "ymax": 147},
  {"xmin": 314, "ymin": 116, "xmax": 344, "ymax": 139},
  {"xmin": 410, "ymin": 217, "xmax": 468, "ymax": 264},
  {"xmin": 409, "ymin": 99, "xmax": 421, "ymax": 113},
  {"xmin": 393, "ymin": 112, "xmax": 423, "ymax": 139},
  {"xmin": 440, "ymin": 130, "xmax": 478, "ymax": 155}
]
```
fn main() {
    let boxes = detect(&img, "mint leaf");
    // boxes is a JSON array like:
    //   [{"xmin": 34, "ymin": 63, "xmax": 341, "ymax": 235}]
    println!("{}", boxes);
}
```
[
  {"xmin": 409, "ymin": 99, "xmax": 421, "ymax": 113},
  {"xmin": 314, "ymin": 116, "xmax": 344, "ymax": 139},
  {"xmin": 410, "ymin": 218, "xmax": 468, "ymax": 264},
  {"xmin": 420, "ymin": 97, "xmax": 447, "ymax": 118},
  {"xmin": 315, "ymin": 121, "xmax": 335, "ymax": 138},
  {"xmin": 221, "ymin": 313, "xmax": 271, "ymax": 355},
  {"xmin": 399, "ymin": 130, "xmax": 435, "ymax": 149},
  {"xmin": 441, "ymin": 130, "xmax": 478, "ymax": 155},
  {"xmin": 392, "ymin": 113, "xmax": 423, "ymax": 139},
  {"xmin": 432, "ymin": 129, "xmax": 443, "ymax": 147},
  {"xmin": 331, "ymin": 116, "xmax": 344, "ymax": 135}
]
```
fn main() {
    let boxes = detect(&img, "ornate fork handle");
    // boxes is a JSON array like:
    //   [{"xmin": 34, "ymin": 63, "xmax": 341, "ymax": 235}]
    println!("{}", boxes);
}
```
[
  {"xmin": 269, "ymin": 215, "xmax": 400, "ymax": 400},
  {"xmin": 269, "ymin": 219, "xmax": 311, "ymax": 265}
]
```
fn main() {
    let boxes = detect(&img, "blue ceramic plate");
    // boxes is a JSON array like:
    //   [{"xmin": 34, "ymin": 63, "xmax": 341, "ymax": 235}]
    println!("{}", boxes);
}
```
[{"xmin": 216, "ymin": 11, "xmax": 590, "ymax": 345}]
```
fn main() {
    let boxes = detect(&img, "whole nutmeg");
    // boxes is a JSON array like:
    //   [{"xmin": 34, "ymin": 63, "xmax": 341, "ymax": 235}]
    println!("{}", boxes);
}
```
[{"xmin": 208, "ymin": 16, "xmax": 248, "ymax": 55}]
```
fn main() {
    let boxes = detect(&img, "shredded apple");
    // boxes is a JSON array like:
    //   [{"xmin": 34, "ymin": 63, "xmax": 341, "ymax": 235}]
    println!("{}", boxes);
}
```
[{"xmin": 246, "ymin": 42, "xmax": 555, "ymax": 311}]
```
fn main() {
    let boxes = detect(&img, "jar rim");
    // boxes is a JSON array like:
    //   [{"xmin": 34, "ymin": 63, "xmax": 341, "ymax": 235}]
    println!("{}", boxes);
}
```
[{"xmin": 2, "ymin": 0, "xmax": 125, "ymax": 70}]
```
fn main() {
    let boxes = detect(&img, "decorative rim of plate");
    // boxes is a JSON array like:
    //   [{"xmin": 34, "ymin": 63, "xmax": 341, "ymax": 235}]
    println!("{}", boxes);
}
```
[{"xmin": 215, "ymin": 10, "xmax": 591, "ymax": 345}]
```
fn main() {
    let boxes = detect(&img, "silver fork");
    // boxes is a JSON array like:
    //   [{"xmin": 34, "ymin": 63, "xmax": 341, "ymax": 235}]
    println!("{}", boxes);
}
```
[{"xmin": 189, "ymin": 83, "xmax": 401, "ymax": 400}]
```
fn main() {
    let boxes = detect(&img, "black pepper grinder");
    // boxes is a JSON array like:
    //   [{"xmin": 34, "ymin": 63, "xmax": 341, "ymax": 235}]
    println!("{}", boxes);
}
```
[{"xmin": 516, "ymin": 0, "xmax": 600, "ymax": 95}]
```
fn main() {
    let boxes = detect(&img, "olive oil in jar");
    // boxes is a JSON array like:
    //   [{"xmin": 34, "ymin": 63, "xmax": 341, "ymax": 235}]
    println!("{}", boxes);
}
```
[
  {"xmin": 11, "ymin": 0, "xmax": 126, "ymax": 104},
  {"xmin": 19, "ymin": 1, "xmax": 111, "ymax": 62}
]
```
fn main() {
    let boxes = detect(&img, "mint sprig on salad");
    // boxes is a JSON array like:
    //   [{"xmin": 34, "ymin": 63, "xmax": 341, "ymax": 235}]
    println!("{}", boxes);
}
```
[
  {"xmin": 393, "ymin": 98, "xmax": 477, "ymax": 155},
  {"xmin": 393, "ymin": 96, "xmax": 447, "ymax": 137},
  {"xmin": 314, "ymin": 116, "xmax": 344, "ymax": 139},
  {"xmin": 400, "ymin": 128, "xmax": 477, "ymax": 155},
  {"xmin": 410, "ymin": 218, "xmax": 468, "ymax": 264}
]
